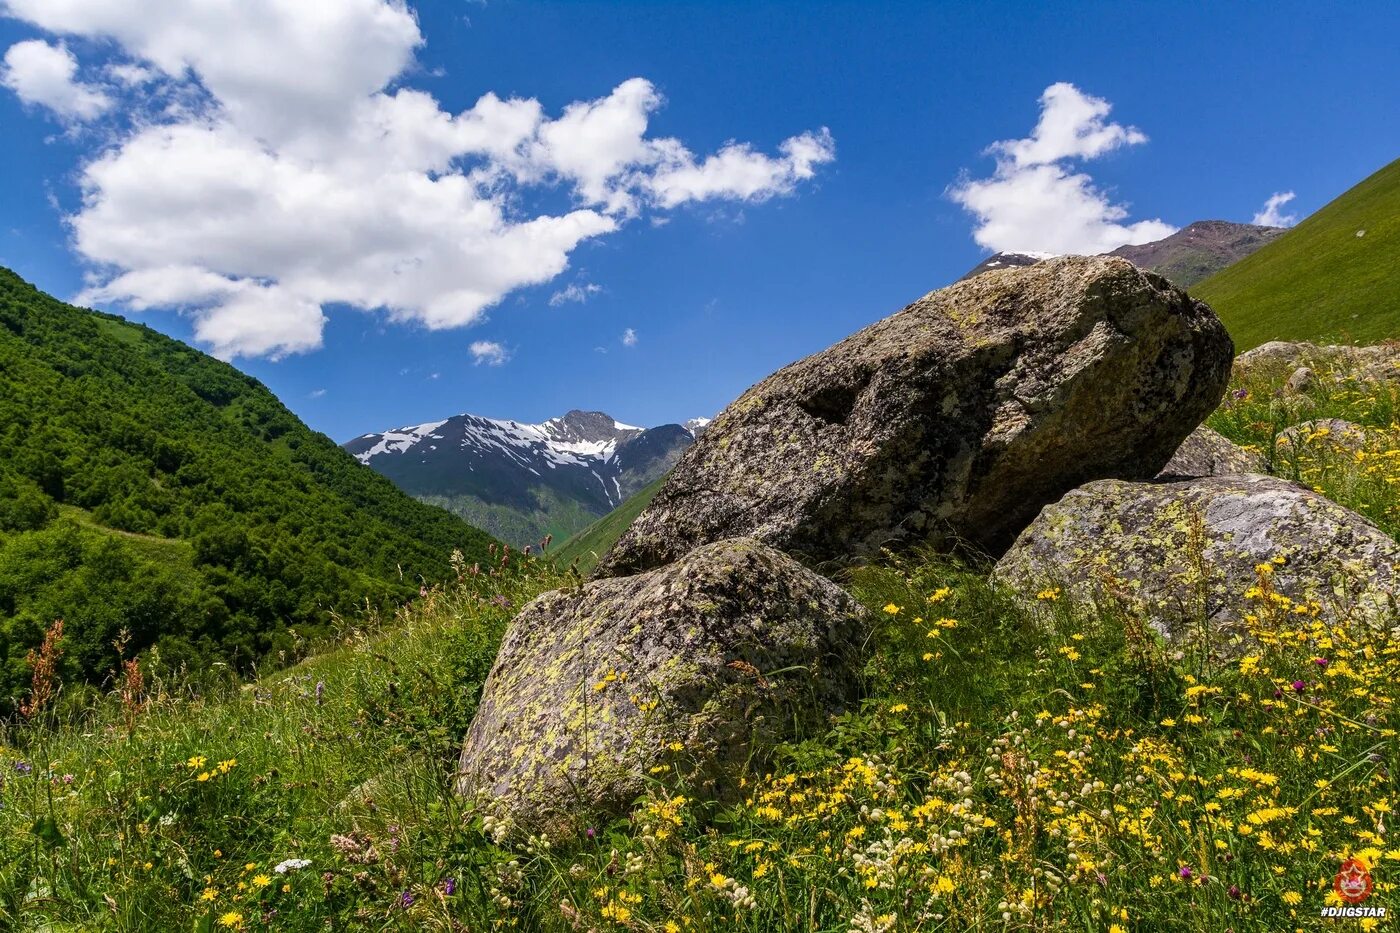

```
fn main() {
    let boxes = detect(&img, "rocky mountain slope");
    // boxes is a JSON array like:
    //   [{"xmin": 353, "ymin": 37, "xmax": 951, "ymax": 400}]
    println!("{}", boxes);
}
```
[
  {"xmin": 346, "ymin": 410, "xmax": 704, "ymax": 547},
  {"xmin": 955, "ymin": 250, "xmax": 1054, "ymax": 281},
  {"xmin": 0, "ymin": 267, "xmax": 493, "ymax": 703},
  {"xmin": 959, "ymin": 221, "xmax": 1281, "ymax": 288},
  {"xmin": 1107, "ymin": 219, "xmax": 1285, "ymax": 287},
  {"xmin": 1194, "ymin": 156, "xmax": 1400, "ymax": 349}
]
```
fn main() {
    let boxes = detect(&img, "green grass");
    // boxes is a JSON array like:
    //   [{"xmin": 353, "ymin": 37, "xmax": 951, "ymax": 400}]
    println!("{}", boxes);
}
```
[
  {"xmin": 2, "ymin": 363, "xmax": 1398, "ymax": 931},
  {"xmin": 1193, "ymin": 157, "xmax": 1400, "ymax": 350},
  {"xmin": 549, "ymin": 473, "xmax": 667, "ymax": 574}
]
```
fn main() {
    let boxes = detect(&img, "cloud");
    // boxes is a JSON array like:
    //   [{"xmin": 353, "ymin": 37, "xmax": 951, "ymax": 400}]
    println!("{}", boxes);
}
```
[
  {"xmin": 621, "ymin": 327, "xmax": 637, "ymax": 347},
  {"xmin": 1, "ymin": 39, "xmax": 111, "ymax": 120},
  {"xmin": 549, "ymin": 282, "xmax": 602, "ymax": 306},
  {"xmin": 469, "ymin": 340, "xmax": 509, "ymax": 366},
  {"xmin": 949, "ymin": 82, "xmax": 1174, "ymax": 255},
  {"xmin": 3, "ymin": 1, "xmax": 836, "ymax": 360},
  {"xmin": 1253, "ymin": 191, "xmax": 1298, "ymax": 227},
  {"xmin": 309, "ymin": 388, "xmax": 327, "ymax": 399},
  {"xmin": 646, "ymin": 128, "xmax": 836, "ymax": 208}
]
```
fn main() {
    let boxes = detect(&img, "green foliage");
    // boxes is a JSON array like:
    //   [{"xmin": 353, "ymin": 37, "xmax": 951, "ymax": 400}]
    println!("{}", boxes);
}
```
[
  {"xmin": 0, "ymin": 267, "xmax": 494, "ymax": 710},
  {"xmin": 418, "ymin": 487, "xmax": 601, "ymax": 554},
  {"xmin": 1208, "ymin": 355, "xmax": 1400, "ymax": 537},
  {"xmin": 549, "ymin": 473, "xmax": 667, "ymax": 575},
  {"xmin": 1194, "ymin": 157, "xmax": 1400, "ymax": 350}
]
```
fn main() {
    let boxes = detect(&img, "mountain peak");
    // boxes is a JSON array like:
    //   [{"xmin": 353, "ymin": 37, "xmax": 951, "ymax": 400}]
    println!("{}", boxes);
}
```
[{"xmin": 545, "ymin": 410, "xmax": 643, "ymax": 445}]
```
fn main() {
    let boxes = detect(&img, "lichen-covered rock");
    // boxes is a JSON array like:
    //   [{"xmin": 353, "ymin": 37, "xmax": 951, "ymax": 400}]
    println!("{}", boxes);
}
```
[
  {"xmin": 596, "ymin": 257, "xmax": 1233, "ymax": 576},
  {"xmin": 1285, "ymin": 366, "xmax": 1316, "ymax": 393},
  {"xmin": 1156, "ymin": 425, "xmax": 1265, "ymax": 479},
  {"xmin": 993, "ymin": 474, "xmax": 1400, "ymax": 643},
  {"xmin": 456, "ymin": 538, "xmax": 868, "ymax": 836}
]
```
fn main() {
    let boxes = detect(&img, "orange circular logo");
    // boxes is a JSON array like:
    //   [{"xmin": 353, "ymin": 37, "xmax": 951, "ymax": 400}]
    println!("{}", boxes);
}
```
[{"xmin": 1335, "ymin": 858, "xmax": 1373, "ymax": 905}]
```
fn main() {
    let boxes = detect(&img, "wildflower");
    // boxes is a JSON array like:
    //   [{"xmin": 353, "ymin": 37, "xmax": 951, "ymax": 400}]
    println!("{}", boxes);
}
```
[
  {"xmin": 218, "ymin": 912, "xmax": 244, "ymax": 929},
  {"xmin": 1293, "ymin": 680, "xmax": 1307, "ymax": 692},
  {"xmin": 251, "ymin": 874, "xmax": 272, "ymax": 889},
  {"xmin": 1036, "ymin": 587, "xmax": 1061, "ymax": 601},
  {"xmin": 1282, "ymin": 891, "xmax": 1302, "ymax": 906},
  {"xmin": 399, "ymin": 890, "xmax": 414, "ymax": 908},
  {"xmin": 1314, "ymin": 657, "xmax": 1329, "ymax": 668},
  {"xmin": 889, "ymin": 703, "xmax": 908, "ymax": 714},
  {"xmin": 882, "ymin": 604, "xmax": 900, "ymax": 615},
  {"xmin": 187, "ymin": 756, "xmax": 208, "ymax": 769},
  {"xmin": 14, "ymin": 761, "xmax": 32, "ymax": 775},
  {"xmin": 273, "ymin": 858, "xmax": 311, "ymax": 874},
  {"xmin": 586, "ymin": 827, "xmax": 596, "ymax": 839},
  {"xmin": 1178, "ymin": 866, "xmax": 1193, "ymax": 881},
  {"xmin": 441, "ymin": 877, "xmax": 456, "ymax": 896}
]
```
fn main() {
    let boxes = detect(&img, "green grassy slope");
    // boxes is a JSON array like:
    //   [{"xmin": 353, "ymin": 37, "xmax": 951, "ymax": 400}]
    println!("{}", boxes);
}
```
[
  {"xmin": 549, "ymin": 473, "xmax": 666, "ymax": 574},
  {"xmin": 0, "ymin": 267, "xmax": 494, "ymax": 706},
  {"xmin": 1193, "ymin": 157, "xmax": 1400, "ymax": 349}
]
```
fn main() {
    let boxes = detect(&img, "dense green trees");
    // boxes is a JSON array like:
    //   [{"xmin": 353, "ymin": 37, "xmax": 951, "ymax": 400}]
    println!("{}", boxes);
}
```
[{"xmin": 0, "ymin": 268, "xmax": 495, "ymax": 711}]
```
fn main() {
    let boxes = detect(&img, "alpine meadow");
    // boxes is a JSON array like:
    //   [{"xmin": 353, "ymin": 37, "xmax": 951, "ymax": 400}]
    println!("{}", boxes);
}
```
[{"xmin": 1, "ymin": 3, "xmax": 1398, "ymax": 932}]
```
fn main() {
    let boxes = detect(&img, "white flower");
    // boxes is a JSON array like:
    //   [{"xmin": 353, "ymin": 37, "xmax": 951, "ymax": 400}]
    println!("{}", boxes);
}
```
[{"xmin": 274, "ymin": 858, "xmax": 311, "ymax": 874}]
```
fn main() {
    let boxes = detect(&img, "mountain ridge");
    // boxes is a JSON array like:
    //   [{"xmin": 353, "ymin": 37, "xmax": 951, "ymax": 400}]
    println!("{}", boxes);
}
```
[{"xmin": 346, "ymin": 408, "xmax": 705, "ymax": 547}]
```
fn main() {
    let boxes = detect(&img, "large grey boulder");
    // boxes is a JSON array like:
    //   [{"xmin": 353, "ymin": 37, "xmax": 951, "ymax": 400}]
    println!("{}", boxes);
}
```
[
  {"xmin": 456, "ymin": 538, "xmax": 867, "ymax": 836},
  {"xmin": 1156, "ymin": 425, "xmax": 1265, "ymax": 479},
  {"xmin": 993, "ymin": 474, "xmax": 1400, "ymax": 643},
  {"xmin": 597, "ymin": 256, "xmax": 1233, "ymax": 577}
]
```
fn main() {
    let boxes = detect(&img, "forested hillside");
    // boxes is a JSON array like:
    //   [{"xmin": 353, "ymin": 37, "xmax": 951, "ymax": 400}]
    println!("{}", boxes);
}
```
[{"xmin": 0, "ymin": 269, "xmax": 494, "ymax": 710}]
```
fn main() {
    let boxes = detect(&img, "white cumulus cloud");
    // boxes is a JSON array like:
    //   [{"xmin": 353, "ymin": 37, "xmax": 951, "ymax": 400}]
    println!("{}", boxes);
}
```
[
  {"xmin": 621, "ymin": 327, "xmax": 637, "ymax": 347},
  {"xmin": 1, "ymin": 39, "xmax": 111, "ymax": 120},
  {"xmin": 2, "ymin": 0, "xmax": 835, "ymax": 360},
  {"xmin": 949, "ymin": 82, "xmax": 1174, "ymax": 255},
  {"xmin": 1253, "ymin": 191, "xmax": 1297, "ymax": 227},
  {"xmin": 469, "ymin": 340, "xmax": 509, "ymax": 366}
]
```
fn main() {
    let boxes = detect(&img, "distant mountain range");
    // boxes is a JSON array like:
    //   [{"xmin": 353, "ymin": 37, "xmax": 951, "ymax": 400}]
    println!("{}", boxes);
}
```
[
  {"xmin": 345, "ymin": 410, "xmax": 708, "ymax": 547},
  {"xmin": 959, "ymin": 220, "xmax": 1283, "ymax": 288}
]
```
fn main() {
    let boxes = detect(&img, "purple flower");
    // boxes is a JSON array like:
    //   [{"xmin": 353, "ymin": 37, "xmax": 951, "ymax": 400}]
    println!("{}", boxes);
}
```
[
  {"xmin": 1313, "ymin": 657, "xmax": 1329, "ymax": 668},
  {"xmin": 315, "ymin": 680, "xmax": 325, "ymax": 706},
  {"xmin": 1228, "ymin": 884, "xmax": 1242, "ymax": 900},
  {"xmin": 586, "ymin": 827, "xmax": 596, "ymax": 840},
  {"xmin": 1179, "ymin": 866, "xmax": 1193, "ymax": 880},
  {"xmin": 13, "ymin": 761, "xmax": 31, "ymax": 775},
  {"xmin": 1232, "ymin": 388, "xmax": 1249, "ymax": 400},
  {"xmin": 1293, "ymin": 680, "xmax": 1307, "ymax": 692},
  {"xmin": 441, "ymin": 877, "xmax": 456, "ymax": 896},
  {"xmin": 399, "ymin": 891, "xmax": 414, "ymax": 908}
]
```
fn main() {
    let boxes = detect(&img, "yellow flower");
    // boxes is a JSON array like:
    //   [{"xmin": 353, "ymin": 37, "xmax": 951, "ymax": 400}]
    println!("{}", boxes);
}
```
[
  {"xmin": 251, "ymin": 874, "xmax": 271, "ymax": 888},
  {"xmin": 187, "ymin": 755, "xmax": 207, "ymax": 769},
  {"xmin": 1282, "ymin": 891, "xmax": 1302, "ymax": 906},
  {"xmin": 1036, "ymin": 587, "xmax": 1061, "ymax": 601},
  {"xmin": 200, "ymin": 888, "xmax": 218, "ymax": 902},
  {"xmin": 882, "ymin": 603, "xmax": 900, "ymax": 615},
  {"xmin": 888, "ymin": 703, "xmax": 908, "ymax": 714},
  {"xmin": 1109, "ymin": 926, "xmax": 1126, "ymax": 933},
  {"xmin": 218, "ymin": 913, "xmax": 244, "ymax": 930},
  {"xmin": 196, "ymin": 772, "xmax": 211, "ymax": 782}
]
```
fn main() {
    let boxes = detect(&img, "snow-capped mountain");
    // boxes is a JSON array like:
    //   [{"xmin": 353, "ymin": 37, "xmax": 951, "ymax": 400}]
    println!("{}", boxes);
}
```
[
  {"xmin": 956, "ymin": 251, "xmax": 1058, "ymax": 282},
  {"xmin": 344, "ymin": 410, "xmax": 704, "ymax": 547}
]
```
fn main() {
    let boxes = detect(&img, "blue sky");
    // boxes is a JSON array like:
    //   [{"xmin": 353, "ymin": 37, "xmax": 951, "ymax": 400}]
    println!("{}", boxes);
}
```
[{"xmin": 2, "ymin": 1, "xmax": 1398, "ymax": 442}]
